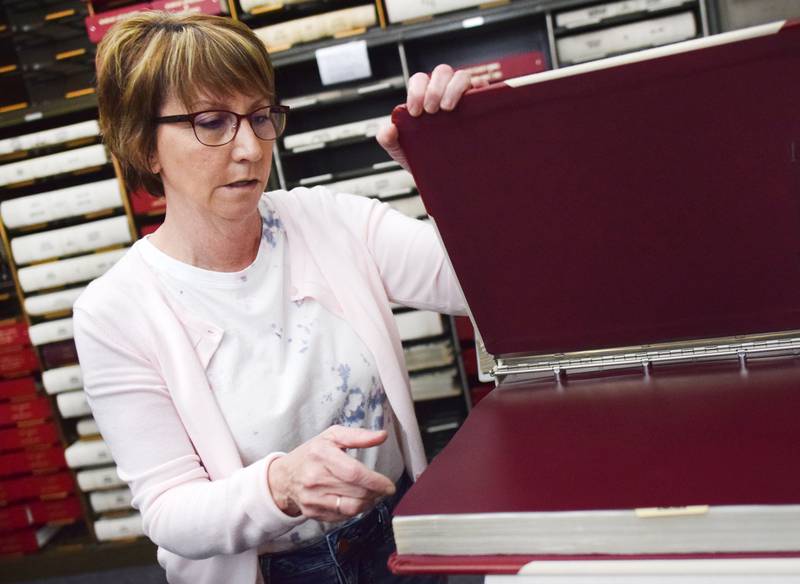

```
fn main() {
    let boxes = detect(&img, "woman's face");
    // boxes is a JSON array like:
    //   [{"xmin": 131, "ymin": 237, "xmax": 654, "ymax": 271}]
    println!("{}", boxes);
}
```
[{"xmin": 151, "ymin": 91, "xmax": 274, "ymax": 223}]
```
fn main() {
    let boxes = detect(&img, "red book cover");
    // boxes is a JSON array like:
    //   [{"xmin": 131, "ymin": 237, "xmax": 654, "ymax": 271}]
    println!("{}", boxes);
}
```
[
  {"xmin": 0, "ymin": 472, "xmax": 75, "ymax": 506},
  {"xmin": 390, "ymin": 20, "xmax": 800, "ymax": 565},
  {"xmin": 393, "ymin": 360, "xmax": 800, "ymax": 556},
  {"xmin": 0, "ymin": 497, "xmax": 81, "ymax": 531},
  {"xmin": 38, "ymin": 341, "xmax": 77, "ymax": 370},
  {"xmin": 129, "ymin": 188, "xmax": 166, "ymax": 216},
  {"xmin": 0, "ymin": 322, "xmax": 29, "ymax": 349},
  {"xmin": 0, "ymin": 525, "xmax": 58, "ymax": 555},
  {"xmin": 85, "ymin": 0, "xmax": 222, "ymax": 43},
  {"xmin": 0, "ymin": 378, "xmax": 37, "ymax": 401},
  {"xmin": 0, "ymin": 422, "xmax": 60, "ymax": 452},
  {"xmin": 393, "ymin": 20, "xmax": 800, "ymax": 358},
  {"xmin": 0, "ymin": 397, "xmax": 52, "ymax": 428},
  {"xmin": 458, "ymin": 51, "xmax": 548, "ymax": 85},
  {"xmin": 0, "ymin": 348, "xmax": 39, "ymax": 377},
  {"xmin": 0, "ymin": 447, "xmax": 66, "ymax": 478}
]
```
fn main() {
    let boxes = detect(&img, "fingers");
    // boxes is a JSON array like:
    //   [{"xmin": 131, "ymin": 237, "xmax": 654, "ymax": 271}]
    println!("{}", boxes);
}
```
[
  {"xmin": 376, "ymin": 122, "xmax": 410, "ymax": 174},
  {"xmin": 423, "ymin": 64, "xmax": 455, "ymax": 114},
  {"xmin": 441, "ymin": 69, "xmax": 472, "ymax": 111},
  {"xmin": 406, "ymin": 72, "xmax": 429, "ymax": 117},
  {"xmin": 323, "ymin": 425, "xmax": 388, "ymax": 449}
]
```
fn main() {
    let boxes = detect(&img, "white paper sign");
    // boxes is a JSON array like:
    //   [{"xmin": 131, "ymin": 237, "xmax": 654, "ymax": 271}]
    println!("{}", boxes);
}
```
[{"xmin": 315, "ymin": 40, "xmax": 372, "ymax": 86}]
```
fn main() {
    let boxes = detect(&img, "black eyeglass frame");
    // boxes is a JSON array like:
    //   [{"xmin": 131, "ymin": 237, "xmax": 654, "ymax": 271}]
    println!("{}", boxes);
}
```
[{"xmin": 154, "ymin": 104, "xmax": 291, "ymax": 147}]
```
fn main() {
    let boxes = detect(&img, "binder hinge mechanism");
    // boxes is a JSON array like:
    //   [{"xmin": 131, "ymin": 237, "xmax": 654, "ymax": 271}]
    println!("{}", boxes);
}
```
[{"xmin": 492, "ymin": 334, "xmax": 800, "ymax": 381}]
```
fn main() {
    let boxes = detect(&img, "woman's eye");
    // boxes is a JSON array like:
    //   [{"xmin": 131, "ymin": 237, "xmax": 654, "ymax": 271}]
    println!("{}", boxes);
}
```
[{"xmin": 195, "ymin": 114, "xmax": 227, "ymax": 129}]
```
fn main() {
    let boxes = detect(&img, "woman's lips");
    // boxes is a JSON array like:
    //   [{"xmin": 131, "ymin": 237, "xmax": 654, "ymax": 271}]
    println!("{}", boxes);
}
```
[{"xmin": 225, "ymin": 179, "xmax": 258, "ymax": 188}]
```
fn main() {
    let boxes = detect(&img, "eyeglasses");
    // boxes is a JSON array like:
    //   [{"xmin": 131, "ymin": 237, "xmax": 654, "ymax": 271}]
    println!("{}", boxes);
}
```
[{"xmin": 154, "ymin": 105, "xmax": 290, "ymax": 147}]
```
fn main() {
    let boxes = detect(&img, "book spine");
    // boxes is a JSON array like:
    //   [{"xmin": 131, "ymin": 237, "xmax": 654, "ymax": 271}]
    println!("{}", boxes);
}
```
[
  {"xmin": 17, "ymin": 248, "xmax": 127, "ymax": 293},
  {"xmin": 0, "ymin": 525, "xmax": 59, "ymax": 554},
  {"xmin": 23, "ymin": 287, "xmax": 86, "ymax": 317},
  {"xmin": 325, "ymin": 170, "xmax": 416, "ymax": 198},
  {"xmin": 0, "ymin": 322, "xmax": 29, "ymax": 348},
  {"xmin": 0, "ymin": 422, "xmax": 60, "ymax": 452},
  {"xmin": 27, "ymin": 318, "xmax": 73, "ymax": 347},
  {"xmin": 0, "ymin": 472, "xmax": 75, "ymax": 505},
  {"xmin": 89, "ymin": 487, "xmax": 132, "ymax": 513},
  {"xmin": 283, "ymin": 115, "xmax": 390, "ymax": 150},
  {"xmin": 76, "ymin": 465, "xmax": 123, "ymax": 492},
  {"xmin": 0, "ymin": 377, "xmax": 37, "ymax": 400},
  {"xmin": 0, "ymin": 120, "xmax": 100, "ymax": 157},
  {"xmin": 94, "ymin": 513, "xmax": 143, "ymax": 541},
  {"xmin": 556, "ymin": 12, "xmax": 697, "ymax": 64},
  {"xmin": 395, "ymin": 311, "xmax": 445, "ymax": 341},
  {"xmin": 384, "ymin": 0, "xmax": 484, "ymax": 23},
  {"xmin": 556, "ymin": 0, "xmax": 688, "ymax": 29},
  {"xmin": 39, "ymin": 341, "xmax": 79, "ymax": 371},
  {"xmin": 0, "ymin": 397, "xmax": 52, "ymax": 427},
  {"xmin": 55, "ymin": 390, "xmax": 89, "ymax": 419},
  {"xmin": 0, "ymin": 447, "xmax": 66, "ymax": 478},
  {"xmin": 0, "ymin": 178, "xmax": 122, "ymax": 229},
  {"xmin": 11, "ymin": 215, "xmax": 131, "ymax": 265},
  {"xmin": 41, "ymin": 365, "xmax": 82, "ymax": 395},
  {"xmin": 75, "ymin": 417, "xmax": 98, "ymax": 437},
  {"xmin": 0, "ymin": 144, "xmax": 108, "ymax": 187},
  {"xmin": 0, "ymin": 348, "xmax": 39, "ymax": 377},
  {"xmin": 64, "ymin": 439, "xmax": 113, "ymax": 469},
  {"xmin": 254, "ymin": 5, "xmax": 376, "ymax": 49}
]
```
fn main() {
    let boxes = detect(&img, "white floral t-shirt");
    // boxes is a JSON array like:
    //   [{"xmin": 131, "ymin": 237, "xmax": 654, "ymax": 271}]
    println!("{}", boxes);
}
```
[{"xmin": 138, "ymin": 202, "xmax": 405, "ymax": 552}]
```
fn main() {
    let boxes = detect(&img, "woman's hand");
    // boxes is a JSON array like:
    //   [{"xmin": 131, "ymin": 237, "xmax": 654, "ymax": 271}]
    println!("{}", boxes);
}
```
[
  {"xmin": 267, "ymin": 425, "xmax": 396, "ymax": 521},
  {"xmin": 377, "ymin": 64, "xmax": 487, "ymax": 173}
]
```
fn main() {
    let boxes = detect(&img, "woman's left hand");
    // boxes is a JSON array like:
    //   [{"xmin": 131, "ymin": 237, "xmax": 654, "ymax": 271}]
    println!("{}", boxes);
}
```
[{"xmin": 377, "ymin": 64, "xmax": 485, "ymax": 173}]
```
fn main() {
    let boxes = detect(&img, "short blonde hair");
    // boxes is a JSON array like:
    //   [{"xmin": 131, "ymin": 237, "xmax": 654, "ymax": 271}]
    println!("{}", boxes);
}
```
[{"xmin": 95, "ymin": 11, "xmax": 276, "ymax": 197}]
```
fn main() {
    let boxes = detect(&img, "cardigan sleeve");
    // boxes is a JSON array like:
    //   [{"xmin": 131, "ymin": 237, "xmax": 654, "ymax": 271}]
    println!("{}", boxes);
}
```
[
  {"xmin": 327, "ymin": 189, "xmax": 468, "ymax": 315},
  {"xmin": 72, "ymin": 304, "xmax": 306, "ymax": 560}
]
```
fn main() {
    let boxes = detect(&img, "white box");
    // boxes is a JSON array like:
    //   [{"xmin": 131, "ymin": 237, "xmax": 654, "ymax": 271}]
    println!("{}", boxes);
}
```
[
  {"xmin": 17, "ymin": 248, "xmax": 127, "ymax": 292},
  {"xmin": 56, "ymin": 389, "xmax": 90, "ymax": 418},
  {"xmin": 1, "ymin": 178, "xmax": 122, "ymax": 229},
  {"xmin": 42, "ymin": 364, "xmax": 83, "ymax": 394},
  {"xmin": 283, "ymin": 115, "xmax": 390, "ymax": 151},
  {"xmin": 24, "ymin": 286, "xmax": 85, "ymax": 316},
  {"xmin": 94, "ymin": 513, "xmax": 143, "ymax": 541},
  {"xmin": 0, "ymin": 144, "xmax": 108, "ymax": 187},
  {"xmin": 556, "ymin": 12, "xmax": 697, "ymax": 64},
  {"xmin": 0, "ymin": 120, "xmax": 100, "ymax": 156},
  {"xmin": 11, "ymin": 215, "xmax": 131, "ymax": 265},
  {"xmin": 76, "ymin": 417, "xmax": 99, "ymax": 437},
  {"xmin": 28, "ymin": 317, "xmax": 73, "ymax": 346},
  {"xmin": 384, "ymin": 0, "xmax": 483, "ymax": 23},
  {"xmin": 90, "ymin": 487, "xmax": 133, "ymax": 513},
  {"xmin": 77, "ymin": 465, "xmax": 124, "ymax": 492},
  {"xmin": 395, "ymin": 310, "xmax": 445, "ymax": 341},
  {"xmin": 65, "ymin": 439, "xmax": 113, "ymax": 469}
]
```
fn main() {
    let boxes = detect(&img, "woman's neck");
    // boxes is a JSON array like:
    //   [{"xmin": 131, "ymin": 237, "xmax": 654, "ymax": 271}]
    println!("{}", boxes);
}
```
[{"xmin": 148, "ymin": 203, "xmax": 262, "ymax": 272}]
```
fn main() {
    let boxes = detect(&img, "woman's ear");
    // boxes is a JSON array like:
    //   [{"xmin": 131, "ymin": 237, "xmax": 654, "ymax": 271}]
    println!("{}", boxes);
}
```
[{"xmin": 148, "ymin": 150, "xmax": 161, "ymax": 175}]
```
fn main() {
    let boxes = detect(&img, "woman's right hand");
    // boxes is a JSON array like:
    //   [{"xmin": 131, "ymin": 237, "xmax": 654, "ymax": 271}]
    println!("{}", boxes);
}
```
[{"xmin": 267, "ymin": 425, "xmax": 396, "ymax": 521}]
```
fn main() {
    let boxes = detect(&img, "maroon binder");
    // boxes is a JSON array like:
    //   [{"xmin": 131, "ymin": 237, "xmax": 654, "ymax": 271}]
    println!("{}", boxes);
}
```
[{"xmin": 390, "ymin": 19, "xmax": 800, "ymax": 573}]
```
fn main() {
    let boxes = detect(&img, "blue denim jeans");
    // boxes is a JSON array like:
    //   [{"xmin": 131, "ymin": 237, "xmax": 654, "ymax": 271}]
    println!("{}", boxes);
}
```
[{"xmin": 259, "ymin": 475, "xmax": 444, "ymax": 584}]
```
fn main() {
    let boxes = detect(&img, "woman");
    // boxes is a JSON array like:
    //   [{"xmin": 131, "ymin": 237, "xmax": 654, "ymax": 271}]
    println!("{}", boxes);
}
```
[{"xmin": 74, "ymin": 10, "xmax": 475, "ymax": 584}]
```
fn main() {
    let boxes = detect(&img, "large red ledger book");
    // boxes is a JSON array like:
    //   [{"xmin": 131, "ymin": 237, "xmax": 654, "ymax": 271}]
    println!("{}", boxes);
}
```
[{"xmin": 390, "ymin": 18, "xmax": 800, "ymax": 572}]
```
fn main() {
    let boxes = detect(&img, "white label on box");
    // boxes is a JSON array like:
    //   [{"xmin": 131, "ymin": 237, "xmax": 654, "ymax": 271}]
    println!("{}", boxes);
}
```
[
  {"xmin": 42, "ymin": 364, "xmax": 83, "ymax": 394},
  {"xmin": 316, "ymin": 40, "xmax": 372, "ymax": 86}
]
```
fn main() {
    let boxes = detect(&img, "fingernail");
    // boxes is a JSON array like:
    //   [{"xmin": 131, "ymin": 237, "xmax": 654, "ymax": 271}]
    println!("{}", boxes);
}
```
[{"xmin": 441, "ymin": 98, "xmax": 453, "ymax": 111}]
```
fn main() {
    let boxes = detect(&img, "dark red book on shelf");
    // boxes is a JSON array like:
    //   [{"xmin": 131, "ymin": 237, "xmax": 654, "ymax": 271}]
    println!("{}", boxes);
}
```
[
  {"xmin": 0, "ymin": 322, "xmax": 28, "ymax": 349},
  {"xmin": 0, "ymin": 447, "xmax": 66, "ymax": 478},
  {"xmin": 0, "ymin": 496, "xmax": 81, "ymax": 531},
  {"xmin": 129, "ymin": 187, "xmax": 166, "ymax": 216},
  {"xmin": 0, "ymin": 347, "xmax": 39, "ymax": 377},
  {"xmin": 38, "ymin": 340, "xmax": 77, "ymax": 370},
  {"xmin": 0, "ymin": 397, "xmax": 51, "ymax": 428},
  {"xmin": 0, "ymin": 422, "xmax": 60, "ymax": 452},
  {"xmin": 0, "ymin": 377, "xmax": 37, "ymax": 401},
  {"xmin": 0, "ymin": 525, "xmax": 60, "ymax": 555},
  {"xmin": 389, "ymin": 18, "xmax": 800, "ymax": 572},
  {"xmin": 0, "ymin": 472, "xmax": 75, "ymax": 506}
]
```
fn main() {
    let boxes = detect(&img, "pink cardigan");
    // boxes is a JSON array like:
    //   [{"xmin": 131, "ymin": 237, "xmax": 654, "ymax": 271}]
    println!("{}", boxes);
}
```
[{"xmin": 72, "ymin": 187, "xmax": 466, "ymax": 584}]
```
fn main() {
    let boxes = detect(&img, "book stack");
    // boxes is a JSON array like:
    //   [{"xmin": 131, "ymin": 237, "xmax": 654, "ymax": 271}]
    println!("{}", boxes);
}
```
[
  {"xmin": 0, "ymin": 374, "xmax": 80, "ymax": 555},
  {"xmin": 64, "ymin": 438, "xmax": 143, "ymax": 542},
  {"xmin": 252, "ymin": 4, "xmax": 377, "ymax": 51}
]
